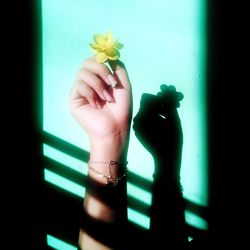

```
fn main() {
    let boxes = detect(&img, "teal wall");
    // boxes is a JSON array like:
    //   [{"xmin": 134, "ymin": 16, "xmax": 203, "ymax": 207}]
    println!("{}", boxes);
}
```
[{"xmin": 42, "ymin": 0, "xmax": 207, "ymax": 238}]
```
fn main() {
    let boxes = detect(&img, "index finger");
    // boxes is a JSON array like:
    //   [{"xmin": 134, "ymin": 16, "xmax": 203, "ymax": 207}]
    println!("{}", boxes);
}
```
[{"xmin": 83, "ymin": 58, "xmax": 118, "ymax": 88}]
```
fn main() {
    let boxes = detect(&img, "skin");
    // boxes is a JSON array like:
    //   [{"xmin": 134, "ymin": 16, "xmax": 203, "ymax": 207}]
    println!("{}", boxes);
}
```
[{"xmin": 69, "ymin": 58, "xmax": 132, "ymax": 250}]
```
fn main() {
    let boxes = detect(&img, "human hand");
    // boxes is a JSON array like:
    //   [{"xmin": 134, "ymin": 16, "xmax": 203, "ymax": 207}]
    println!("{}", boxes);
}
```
[{"xmin": 69, "ymin": 58, "xmax": 132, "ymax": 149}]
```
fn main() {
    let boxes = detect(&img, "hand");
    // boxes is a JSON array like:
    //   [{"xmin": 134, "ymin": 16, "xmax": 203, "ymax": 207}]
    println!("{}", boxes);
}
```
[
  {"xmin": 133, "ymin": 85, "xmax": 183, "ymax": 161},
  {"xmin": 69, "ymin": 58, "xmax": 132, "ymax": 144}
]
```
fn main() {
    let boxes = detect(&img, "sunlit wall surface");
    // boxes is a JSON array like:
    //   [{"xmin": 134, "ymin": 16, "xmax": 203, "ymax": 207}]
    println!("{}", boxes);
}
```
[{"xmin": 41, "ymin": 0, "xmax": 207, "ymax": 242}]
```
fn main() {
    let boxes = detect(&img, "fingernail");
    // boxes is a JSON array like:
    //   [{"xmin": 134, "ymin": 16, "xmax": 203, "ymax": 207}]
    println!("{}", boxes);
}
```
[
  {"xmin": 107, "ymin": 74, "xmax": 117, "ymax": 87},
  {"xmin": 103, "ymin": 89, "xmax": 114, "ymax": 102}
]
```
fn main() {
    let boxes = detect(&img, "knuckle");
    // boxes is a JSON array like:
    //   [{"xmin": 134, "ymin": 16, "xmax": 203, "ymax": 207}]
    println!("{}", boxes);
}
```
[
  {"xmin": 88, "ymin": 90, "xmax": 95, "ymax": 99},
  {"xmin": 75, "ymin": 69, "xmax": 85, "ymax": 80},
  {"xmin": 82, "ymin": 58, "xmax": 92, "ymax": 68},
  {"xmin": 92, "ymin": 77, "xmax": 104, "ymax": 90},
  {"xmin": 98, "ymin": 63, "xmax": 109, "ymax": 75}
]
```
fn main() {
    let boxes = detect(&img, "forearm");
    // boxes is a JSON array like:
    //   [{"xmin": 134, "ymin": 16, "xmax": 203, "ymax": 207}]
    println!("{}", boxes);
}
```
[
  {"xmin": 79, "ymin": 133, "xmax": 129, "ymax": 250},
  {"xmin": 86, "ymin": 134, "xmax": 129, "ymax": 217}
]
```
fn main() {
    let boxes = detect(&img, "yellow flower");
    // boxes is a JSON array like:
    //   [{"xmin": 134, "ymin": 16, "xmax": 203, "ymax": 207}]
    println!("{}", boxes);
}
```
[{"xmin": 90, "ymin": 32, "xmax": 123, "ymax": 63}]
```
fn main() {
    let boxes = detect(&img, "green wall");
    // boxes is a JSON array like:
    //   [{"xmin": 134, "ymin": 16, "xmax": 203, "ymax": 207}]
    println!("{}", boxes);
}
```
[{"xmin": 42, "ymin": 0, "xmax": 207, "ymax": 237}]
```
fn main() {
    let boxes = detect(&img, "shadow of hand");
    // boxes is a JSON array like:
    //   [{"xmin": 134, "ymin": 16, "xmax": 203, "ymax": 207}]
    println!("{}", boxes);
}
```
[
  {"xmin": 132, "ymin": 84, "xmax": 188, "ymax": 249},
  {"xmin": 133, "ymin": 84, "xmax": 184, "ymax": 179}
]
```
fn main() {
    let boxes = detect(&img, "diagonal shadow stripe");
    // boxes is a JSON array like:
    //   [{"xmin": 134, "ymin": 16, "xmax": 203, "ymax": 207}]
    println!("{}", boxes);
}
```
[
  {"xmin": 185, "ymin": 199, "xmax": 209, "ymax": 221},
  {"xmin": 44, "ymin": 156, "xmax": 87, "ymax": 186},
  {"xmin": 42, "ymin": 131, "xmax": 209, "ymax": 231},
  {"xmin": 42, "ymin": 131, "xmax": 153, "ymax": 192},
  {"xmin": 42, "ymin": 131, "xmax": 90, "ymax": 162}
]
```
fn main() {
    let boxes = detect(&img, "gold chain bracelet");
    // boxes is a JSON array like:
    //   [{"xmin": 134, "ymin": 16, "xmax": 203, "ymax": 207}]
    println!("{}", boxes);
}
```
[{"xmin": 88, "ymin": 160, "xmax": 128, "ymax": 186}]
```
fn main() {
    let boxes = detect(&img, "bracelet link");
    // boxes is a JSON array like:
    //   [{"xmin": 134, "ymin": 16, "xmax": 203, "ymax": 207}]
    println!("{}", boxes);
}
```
[{"xmin": 88, "ymin": 160, "xmax": 128, "ymax": 186}]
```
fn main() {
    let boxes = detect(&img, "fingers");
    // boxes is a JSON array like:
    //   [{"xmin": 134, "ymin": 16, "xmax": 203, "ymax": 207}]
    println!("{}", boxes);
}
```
[
  {"xmin": 84, "ymin": 58, "xmax": 131, "ymax": 91},
  {"xmin": 83, "ymin": 58, "xmax": 118, "ymax": 88},
  {"xmin": 70, "ymin": 61, "xmax": 113, "ymax": 108},
  {"xmin": 70, "ymin": 57, "xmax": 131, "ymax": 109},
  {"xmin": 77, "ymin": 68, "xmax": 114, "ymax": 102},
  {"xmin": 71, "ymin": 80, "xmax": 100, "ymax": 108}
]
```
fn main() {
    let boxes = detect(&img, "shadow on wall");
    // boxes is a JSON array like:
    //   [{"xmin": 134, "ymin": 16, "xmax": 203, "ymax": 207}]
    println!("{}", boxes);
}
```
[
  {"xmin": 41, "ymin": 85, "xmax": 209, "ymax": 249},
  {"xmin": 132, "ymin": 84, "xmax": 188, "ymax": 249},
  {"xmin": 132, "ymin": 84, "xmax": 209, "ymax": 249}
]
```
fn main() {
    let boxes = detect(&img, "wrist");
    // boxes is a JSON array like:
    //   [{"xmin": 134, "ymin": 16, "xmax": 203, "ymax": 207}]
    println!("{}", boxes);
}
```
[
  {"xmin": 88, "ymin": 133, "xmax": 129, "ymax": 186},
  {"xmin": 89, "ymin": 131, "xmax": 130, "ymax": 162}
]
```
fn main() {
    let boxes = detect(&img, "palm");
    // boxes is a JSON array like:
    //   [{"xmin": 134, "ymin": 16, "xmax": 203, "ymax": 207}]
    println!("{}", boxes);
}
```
[{"xmin": 74, "ymin": 88, "xmax": 131, "ymax": 138}]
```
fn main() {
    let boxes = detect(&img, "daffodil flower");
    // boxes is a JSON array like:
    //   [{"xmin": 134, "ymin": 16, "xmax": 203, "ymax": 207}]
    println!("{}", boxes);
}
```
[{"xmin": 90, "ymin": 32, "xmax": 123, "ymax": 63}]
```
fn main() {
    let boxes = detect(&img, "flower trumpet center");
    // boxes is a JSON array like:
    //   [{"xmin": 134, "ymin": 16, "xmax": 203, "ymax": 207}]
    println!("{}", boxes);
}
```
[{"xmin": 90, "ymin": 32, "xmax": 123, "ymax": 63}]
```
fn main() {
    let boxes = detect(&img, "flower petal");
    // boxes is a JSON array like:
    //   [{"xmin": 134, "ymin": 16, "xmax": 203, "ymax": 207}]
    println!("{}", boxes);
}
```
[
  {"xmin": 93, "ymin": 34, "xmax": 105, "ymax": 46},
  {"xmin": 94, "ymin": 32, "xmax": 113, "ymax": 48},
  {"xmin": 108, "ymin": 54, "xmax": 120, "ymax": 61},
  {"xmin": 104, "ymin": 47, "xmax": 120, "ymax": 58},
  {"xmin": 96, "ymin": 52, "xmax": 108, "ymax": 63},
  {"xmin": 90, "ymin": 43, "xmax": 103, "ymax": 52},
  {"xmin": 105, "ymin": 32, "xmax": 113, "ymax": 44},
  {"xmin": 113, "ymin": 39, "xmax": 124, "ymax": 50}
]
